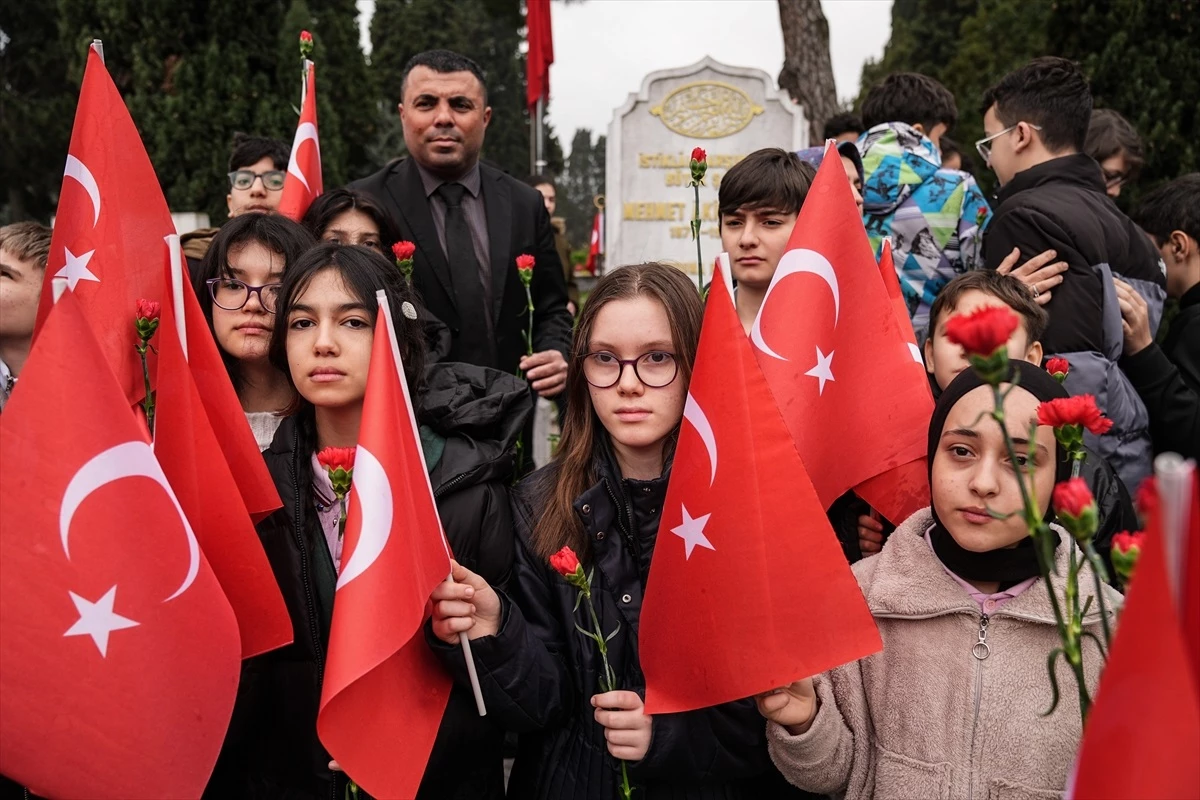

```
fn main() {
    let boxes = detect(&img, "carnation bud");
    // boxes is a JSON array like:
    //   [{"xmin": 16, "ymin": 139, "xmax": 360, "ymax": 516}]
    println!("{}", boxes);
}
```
[{"xmin": 1052, "ymin": 478, "xmax": 1099, "ymax": 542}]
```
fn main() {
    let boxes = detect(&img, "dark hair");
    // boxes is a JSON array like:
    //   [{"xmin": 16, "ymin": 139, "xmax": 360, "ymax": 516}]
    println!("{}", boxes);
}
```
[
  {"xmin": 193, "ymin": 214, "xmax": 316, "ymax": 390},
  {"xmin": 861, "ymin": 73, "xmax": 957, "ymax": 132},
  {"xmin": 528, "ymin": 264, "xmax": 703, "ymax": 562},
  {"xmin": 228, "ymin": 132, "xmax": 290, "ymax": 172},
  {"xmin": 1135, "ymin": 173, "xmax": 1200, "ymax": 245},
  {"xmin": 938, "ymin": 136, "xmax": 975, "ymax": 174},
  {"xmin": 822, "ymin": 112, "xmax": 863, "ymax": 140},
  {"xmin": 525, "ymin": 174, "xmax": 556, "ymax": 191},
  {"xmin": 400, "ymin": 49, "xmax": 488, "ymax": 104},
  {"xmin": 980, "ymin": 57, "xmax": 1092, "ymax": 154},
  {"xmin": 300, "ymin": 188, "xmax": 402, "ymax": 254},
  {"xmin": 929, "ymin": 271, "xmax": 1048, "ymax": 342},
  {"xmin": 718, "ymin": 148, "xmax": 816, "ymax": 218},
  {"xmin": 1086, "ymin": 108, "xmax": 1144, "ymax": 182}
]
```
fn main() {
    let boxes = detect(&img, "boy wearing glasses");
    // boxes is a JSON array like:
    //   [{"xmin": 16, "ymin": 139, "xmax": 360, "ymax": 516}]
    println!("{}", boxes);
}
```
[{"xmin": 979, "ymin": 57, "xmax": 1166, "ymax": 493}]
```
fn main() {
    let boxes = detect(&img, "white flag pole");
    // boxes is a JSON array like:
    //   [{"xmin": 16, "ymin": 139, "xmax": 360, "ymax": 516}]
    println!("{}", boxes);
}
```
[
  {"xmin": 166, "ymin": 234, "xmax": 187, "ymax": 359},
  {"xmin": 1154, "ymin": 452, "xmax": 1196, "ymax": 610},
  {"xmin": 376, "ymin": 291, "xmax": 488, "ymax": 717},
  {"xmin": 91, "ymin": 39, "xmax": 104, "ymax": 63},
  {"xmin": 51, "ymin": 277, "xmax": 68, "ymax": 303}
]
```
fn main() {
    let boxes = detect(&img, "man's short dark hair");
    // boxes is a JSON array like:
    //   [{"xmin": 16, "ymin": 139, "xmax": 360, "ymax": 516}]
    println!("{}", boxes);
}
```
[
  {"xmin": 228, "ymin": 132, "xmax": 289, "ymax": 172},
  {"xmin": 400, "ymin": 49, "xmax": 488, "ymax": 104},
  {"xmin": 938, "ymin": 136, "xmax": 975, "ymax": 174},
  {"xmin": 823, "ymin": 112, "xmax": 863, "ymax": 141},
  {"xmin": 980, "ymin": 57, "xmax": 1092, "ymax": 154},
  {"xmin": 861, "ymin": 73, "xmax": 957, "ymax": 132},
  {"xmin": 718, "ymin": 148, "xmax": 816, "ymax": 219},
  {"xmin": 526, "ymin": 174, "xmax": 556, "ymax": 191},
  {"xmin": 1135, "ymin": 173, "xmax": 1200, "ymax": 246},
  {"xmin": 1086, "ymin": 108, "xmax": 1144, "ymax": 181},
  {"xmin": 929, "ymin": 271, "xmax": 1048, "ymax": 343}
]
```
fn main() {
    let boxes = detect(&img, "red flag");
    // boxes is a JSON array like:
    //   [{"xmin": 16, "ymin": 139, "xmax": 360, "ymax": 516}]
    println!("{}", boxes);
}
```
[
  {"xmin": 878, "ymin": 239, "xmax": 922, "ymax": 357},
  {"xmin": 639, "ymin": 264, "xmax": 880, "ymax": 715},
  {"xmin": 0, "ymin": 292, "xmax": 240, "ymax": 799},
  {"xmin": 584, "ymin": 209, "xmax": 602, "ymax": 275},
  {"xmin": 278, "ymin": 61, "xmax": 322, "ymax": 221},
  {"xmin": 153, "ymin": 278, "xmax": 292, "ymax": 659},
  {"xmin": 317, "ymin": 296, "xmax": 452, "ymax": 797},
  {"xmin": 1071, "ymin": 470, "xmax": 1200, "ymax": 799},
  {"xmin": 34, "ymin": 47, "xmax": 175, "ymax": 406},
  {"xmin": 525, "ymin": 0, "xmax": 553, "ymax": 110},
  {"xmin": 751, "ymin": 143, "xmax": 934, "ymax": 524}
]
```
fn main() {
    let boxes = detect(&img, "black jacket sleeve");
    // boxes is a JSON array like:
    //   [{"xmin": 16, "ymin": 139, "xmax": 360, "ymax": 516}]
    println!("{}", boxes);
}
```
[
  {"xmin": 1119, "ymin": 342, "xmax": 1200, "ymax": 460},
  {"xmin": 985, "ymin": 206, "xmax": 1104, "ymax": 356},
  {"xmin": 630, "ymin": 698, "xmax": 776, "ymax": 783},
  {"xmin": 529, "ymin": 200, "xmax": 574, "ymax": 360}
]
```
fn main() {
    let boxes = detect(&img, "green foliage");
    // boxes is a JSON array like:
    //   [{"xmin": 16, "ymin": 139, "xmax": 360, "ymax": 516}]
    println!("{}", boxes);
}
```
[{"xmin": 557, "ymin": 128, "xmax": 605, "ymax": 250}]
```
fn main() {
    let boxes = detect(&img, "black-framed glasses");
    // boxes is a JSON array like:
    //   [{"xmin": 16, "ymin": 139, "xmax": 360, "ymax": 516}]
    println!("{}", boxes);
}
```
[
  {"xmin": 206, "ymin": 278, "xmax": 282, "ymax": 312},
  {"xmin": 1102, "ymin": 169, "xmax": 1127, "ymax": 190},
  {"xmin": 581, "ymin": 351, "xmax": 678, "ymax": 389},
  {"xmin": 228, "ymin": 169, "xmax": 286, "ymax": 191}
]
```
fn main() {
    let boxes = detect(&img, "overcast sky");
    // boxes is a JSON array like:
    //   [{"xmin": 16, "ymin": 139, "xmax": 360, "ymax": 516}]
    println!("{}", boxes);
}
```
[{"xmin": 356, "ymin": 0, "xmax": 894, "ymax": 149}]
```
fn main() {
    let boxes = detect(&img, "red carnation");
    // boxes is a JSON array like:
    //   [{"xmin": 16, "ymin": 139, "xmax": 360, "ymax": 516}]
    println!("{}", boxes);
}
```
[
  {"xmin": 1053, "ymin": 478, "xmax": 1099, "ymax": 541},
  {"xmin": 516, "ymin": 254, "xmax": 535, "ymax": 272},
  {"xmin": 943, "ymin": 306, "xmax": 1020, "ymax": 358},
  {"xmin": 1045, "ymin": 357, "xmax": 1070, "ymax": 381},
  {"xmin": 298, "ymin": 29, "xmax": 314, "ymax": 58},
  {"xmin": 299, "ymin": 30, "xmax": 313, "ymax": 44},
  {"xmin": 135, "ymin": 299, "xmax": 161, "ymax": 344},
  {"xmin": 1037, "ymin": 395, "xmax": 1114, "ymax": 436},
  {"xmin": 549, "ymin": 546, "xmax": 581, "ymax": 579},
  {"xmin": 1111, "ymin": 530, "xmax": 1145, "ymax": 585},
  {"xmin": 691, "ymin": 147, "xmax": 707, "ymax": 163},
  {"xmin": 392, "ymin": 241, "xmax": 416, "ymax": 262},
  {"xmin": 317, "ymin": 446, "xmax": 356, "ymax": 473},
  {"xmin": 136, "ymin": 298, "xmax": 161, "ymax": 321}
]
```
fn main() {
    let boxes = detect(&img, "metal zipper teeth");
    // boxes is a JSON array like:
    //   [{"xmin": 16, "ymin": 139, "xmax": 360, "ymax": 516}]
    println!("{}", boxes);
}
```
[
  {"xmin": 968, "ymin": 614, "xmax": 988, "ymax": 800},
  {"xmin": 602, "ymin": 478, "xmax": 636, "ymax": 553}
]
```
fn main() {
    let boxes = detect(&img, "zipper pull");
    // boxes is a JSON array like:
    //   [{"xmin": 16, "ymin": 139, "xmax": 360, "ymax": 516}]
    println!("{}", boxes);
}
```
[{"xmin": 972, "ymin": 614, "xmax": 990, "ymax": 660}]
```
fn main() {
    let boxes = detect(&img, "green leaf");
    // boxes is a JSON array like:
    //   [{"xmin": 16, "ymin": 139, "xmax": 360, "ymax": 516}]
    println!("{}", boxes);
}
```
[
  {"xmin": 605, "ymin": 622, "xmax": 621, "ymax": 642},
  {"xmin": 1041, "ymin": 648, "xmax": 1064, "ymax": 717}
]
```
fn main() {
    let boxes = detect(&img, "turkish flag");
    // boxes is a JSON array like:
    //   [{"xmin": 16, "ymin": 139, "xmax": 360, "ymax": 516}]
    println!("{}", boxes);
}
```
[
  {"xmin": 317, "ymin": 303, "xmax": 452, "ymax": 798},
  {"xmin": 584, "ymin": 209, "xmax": 602, "ymax": 275},
  {"xmin": 34, "ymin": 46, "xmax": 176, "ymax": 407},
  {"xmin": 278, "ymin": 61, "xmax": 322, "ymax": 221},
  {"xmin": 751, "ymin": 142, "xmax": 933, "ymax": 525},
  {"xmin": 525, "ymin": 0, "xmax": 553, "ymax": 110},
  {"xmin": 153, "ymin": 270, "xmax": 292, "ymax": 659},
  {"xmin": 1071, "ymin": 468, "xmax": 1200, "ymax": 799},
  {"xmin": 639, "ymin": 263, "xmax": 880, "ymax": 715},
  {"xmin": 0, "ymin": 292, "xmax": 240, "ymax": 799}
]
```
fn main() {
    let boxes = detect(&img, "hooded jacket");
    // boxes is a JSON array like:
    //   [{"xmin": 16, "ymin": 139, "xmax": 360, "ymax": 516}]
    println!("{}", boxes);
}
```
[
  {"xmin": 204, "ymin": 361, "xmax": 531, "ymax": 800},
  {"xmin": 767, "ymin": 508, "xmax": 1121, "ymax": 800},
  {"xmin": 859, "ymin": 122, "xmax": 993, "ymax": 337}
]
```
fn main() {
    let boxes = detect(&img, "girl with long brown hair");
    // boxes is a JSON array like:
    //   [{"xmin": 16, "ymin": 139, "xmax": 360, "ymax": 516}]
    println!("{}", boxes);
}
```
[{"xmin": 428, "ymin": 263, "xmax": 803, "ymax": 799}]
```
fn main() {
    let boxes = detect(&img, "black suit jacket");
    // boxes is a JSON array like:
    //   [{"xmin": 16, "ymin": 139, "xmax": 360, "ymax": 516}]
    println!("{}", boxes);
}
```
[{"xmin": 349, "ymin": 158, "xmax": 573, "ymax": 374}]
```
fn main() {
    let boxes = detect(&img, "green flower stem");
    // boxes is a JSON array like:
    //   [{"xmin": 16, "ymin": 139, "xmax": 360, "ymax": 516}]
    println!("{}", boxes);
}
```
[
  {"xmin": 580, "ymin": 584, "xmax": 632, "ymax": 799},
  {"xmin": 691, "ymin": 183, "xmax": 703, "ymax": 290},
  {"xmin": 1070, "ymin": 452, "xmax": 1114, "ymax": 649},
  {"xmin": 137, "ymin": 341, "xmax": 155, "ymax": 436}
]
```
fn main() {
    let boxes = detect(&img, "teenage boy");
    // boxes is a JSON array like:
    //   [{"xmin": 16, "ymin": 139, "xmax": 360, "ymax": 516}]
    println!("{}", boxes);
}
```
[
  {"xmin": 979, "ymin": 56, "xmax": 1166, "ymax": 492},
  {"xmin": 718, "ymin": 148, "xmax": 816, "ymax": 334},
  {"xmin": 823, "ymin": 111, "xmax": 863, "ymax": 144},
  {"xmin": 1117, "ymin": 173, "xmax": 1200, "ymax": 459},
  {"xmin": 0, "ymin": 221, "xmax": 52, "ymax": 410},
  {"xmin": 858, "ymin": 72, "xmax": 992, "ymax": 336}
]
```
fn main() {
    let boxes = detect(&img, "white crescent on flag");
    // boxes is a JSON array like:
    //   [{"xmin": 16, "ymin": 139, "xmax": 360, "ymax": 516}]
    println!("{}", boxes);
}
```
[
  {"xmin": 683, "ymin": 393, "xmax": 718, "ymax": 486},
  {"xmin": 64, "ymin": 155, "xmax": 102, "ymax": 227},
  {"xmin": 287, "ymin": 122, "xmax": 321, "ymax": 192},
  {"xmin": 751, "ymin": 248, "xmax": 841, "ymax": 361},
  {"xmin": 337, "ymin": 446, "xmax": 392, "ymax": 589}
]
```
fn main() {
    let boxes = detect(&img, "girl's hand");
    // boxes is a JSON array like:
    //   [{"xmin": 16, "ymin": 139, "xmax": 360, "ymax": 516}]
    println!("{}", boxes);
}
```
[
  {"xmin": 592, "ymin": 690, "xmax": 653, "ymax": 762},
  {"xmin": 755, "ymin": 679, "xmax": 818, "ymax": 735},
  {"xmin": 430, "ymin": 560, "xmax": 502, "ymax": 643},
  {"xmin": 857, "ymin": 514, "xmax": 885, "ymax": 554}
]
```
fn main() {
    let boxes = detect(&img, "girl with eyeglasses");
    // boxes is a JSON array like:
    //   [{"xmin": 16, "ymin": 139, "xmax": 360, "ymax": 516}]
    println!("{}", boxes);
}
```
[
  {"xmin": 428, "ymin": 264, "xmax": 802, "ymax": 799},
  {"xmin": 193, "ymin": 213, "xmax": 316, "ymax": 449}
]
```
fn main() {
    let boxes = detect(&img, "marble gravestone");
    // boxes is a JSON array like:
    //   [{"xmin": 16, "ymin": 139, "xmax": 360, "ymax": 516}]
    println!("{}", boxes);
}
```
[{"xmin": 605, "ymin": 57, "xmax": 808, "ymax": 279}]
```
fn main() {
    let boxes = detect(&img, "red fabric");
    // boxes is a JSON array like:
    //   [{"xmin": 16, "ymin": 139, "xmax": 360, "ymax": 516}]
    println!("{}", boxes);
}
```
[
  {"xmin": 1184, "ymin": 473, "xmax": 1200, "ymax": 692},
  {"xmin": 751, "ymin": 144, "xmax": 933, "ymax": 525},
  {"xmin": 278, "ymin": 62, "xmax": 322, "ymax": 221},
  {"xmin": 584, "ymin": 210, "xmax": 602, "ymax": 275},
  {"xmin": 639, "ymin": 265, "xmax": 880, "ymax": 715},
  {"xmin": 33, "ymin": 48, "xmax": 175, "ymax": 406},
  {"xmin": 0, "ymin": 293, "xmax": 240, "ymax": 799},
  {"xmin": 525, "ymin": 0, "xmax": 553, "ymax": 110},
  {"xmin": 1071, "ymin": 473, "xmax": 1200, "ymax": 799},
  {"xmin": 153, "ymin": 289, "xmax": 292, "ymax": 659},
  {"xmin": 317, "ymin": 311, "xmax": 452, "ymax": 798}
]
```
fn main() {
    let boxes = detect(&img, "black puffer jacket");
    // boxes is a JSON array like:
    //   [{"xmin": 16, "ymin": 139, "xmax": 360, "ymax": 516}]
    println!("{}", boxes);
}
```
[
  {"xmin": 430, "ymin": 447, "xmax": 809, "ymax": 800},
  {"xmin": 204, "ymin": 362, "xmax": 531, "ymax": 800}
]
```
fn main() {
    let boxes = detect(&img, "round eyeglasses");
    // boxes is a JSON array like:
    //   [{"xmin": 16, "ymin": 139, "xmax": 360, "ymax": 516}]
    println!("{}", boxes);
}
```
[
  {"xmin": 581, "ymin": 351, "xmax": 678, "ymax": 389},
  {"xmin": 206, "ymin": 278, "xmax": 282, "ymax": 312},
  {"xmin": 228, "ymin": 169, "xmax": 287, "ymax": 191}
]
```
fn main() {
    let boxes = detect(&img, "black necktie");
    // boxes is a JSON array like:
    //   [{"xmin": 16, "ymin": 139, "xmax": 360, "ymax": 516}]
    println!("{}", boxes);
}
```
[{"xmin": 435, "ymin": 182, "xmax": 494, "ymax": 366}]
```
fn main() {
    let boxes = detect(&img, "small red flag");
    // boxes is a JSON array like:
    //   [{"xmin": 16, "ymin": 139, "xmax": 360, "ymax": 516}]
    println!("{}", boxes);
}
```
[
  {"xmin": 584, "ymin": 209, "xmax": 602, "ymax": 276},
  {"xmin": 525, "ymin": 0, "xmax": 554, "ymax": 110},
  {"xmin": 639, "ymin": 263, "xmax": 880, "ymax": 715},
  {"xmin": 317, "ymin": 296, "xmax": 452, "ymax": 798},
  {"xmin": 34, "ymin": 46, "xmax": 175, "ymax": 406},
  {"xmin": 278, "ymin": 61, "xmax": 322, "ymax": 221},
  {"xmin": 0, "ymin": 292, "xmax": 240, "ymax": 799},
  {"xmin": 751, "ymin": 142, "xmax": 933, "ymax": 524}
]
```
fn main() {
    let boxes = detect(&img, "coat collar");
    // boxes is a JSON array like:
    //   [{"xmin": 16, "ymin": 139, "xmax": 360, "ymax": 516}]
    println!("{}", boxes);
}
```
[
  {"xmin": 997, "ymin": 153, "xmax": 1107, "ymax": 206},
  {"xmin": 387, "ymin": 159, "xmax": 454, "ymax": 306}
]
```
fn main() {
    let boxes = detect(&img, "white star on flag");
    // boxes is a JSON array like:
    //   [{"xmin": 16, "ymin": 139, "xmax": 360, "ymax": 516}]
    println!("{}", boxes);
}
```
[
  {"xmin": 55, "ymin": 246, "xmax": 100, "ymax": 290},
  {"xmin": 63, "ymin": 585, "xmax": 139, "ymax": 657},
  {"xmin": 805, "ymin": 346, "xmax": 836, "ymax": 395},
  {"xmin": 671, "ymin": 505, "xmax": 715, "ymax": 559}
]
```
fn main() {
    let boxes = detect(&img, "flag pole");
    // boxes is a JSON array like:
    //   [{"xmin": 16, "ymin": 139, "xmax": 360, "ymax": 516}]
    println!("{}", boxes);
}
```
[
  {"xmin": 166, "ymin": 234, "xmax": 188, "ymax": 359},
  {"xmin": 376, "ymin": 291, "xmax": 488, "ymax": 717},
  {"xmin": 534, "ymin": 96, "xmax": 546, "ymax": 173},
  {"xmin": 91, "ymin": 38, "xmax": 104, "ymax": 63}
]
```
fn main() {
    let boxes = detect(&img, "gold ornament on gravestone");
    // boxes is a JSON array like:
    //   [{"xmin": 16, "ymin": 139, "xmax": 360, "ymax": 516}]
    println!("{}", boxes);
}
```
[{"xmin": 650, "ymin": 81, "xmax": 764, "ymax": 139}]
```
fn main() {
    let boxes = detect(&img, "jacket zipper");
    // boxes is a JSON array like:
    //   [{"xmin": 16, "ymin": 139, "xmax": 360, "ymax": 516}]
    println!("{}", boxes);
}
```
[
  {"xmin": 433, "ymin": 463, "xmax": 484, "ymax": 499},
  {"xmin": 602, "ymin": 478, "xmax": 636, "ymax": 554},
  {"xmin": 968, "ymin": 614, "xmax": 989, "ymax": 800}
]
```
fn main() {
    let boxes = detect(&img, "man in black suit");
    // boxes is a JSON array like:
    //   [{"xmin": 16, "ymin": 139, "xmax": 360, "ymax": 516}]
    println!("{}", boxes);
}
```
[{"xmin": 350, "ymin": 49, "xmax": 572, "ymax": 398}]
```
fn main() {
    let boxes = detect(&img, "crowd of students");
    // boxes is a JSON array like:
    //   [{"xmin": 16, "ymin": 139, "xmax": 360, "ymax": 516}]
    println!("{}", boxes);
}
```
[{"xmin": 0, "ymin": 48, "xmax": 1197, "ymax": 800}]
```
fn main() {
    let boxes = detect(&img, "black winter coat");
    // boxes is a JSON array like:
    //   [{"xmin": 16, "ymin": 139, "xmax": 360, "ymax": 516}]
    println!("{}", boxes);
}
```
[
  {"xmin": 204, "ymin": 362, "xmax": 531, "ymax": 800},
  {"xmin": 430, "ymin": 450, "xmax": 810, "ymax": 800}
]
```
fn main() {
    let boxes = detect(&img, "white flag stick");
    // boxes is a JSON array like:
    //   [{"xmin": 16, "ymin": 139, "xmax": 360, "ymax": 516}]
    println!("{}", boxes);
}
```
[
  {"xmin": 91, "ymin": 39, "xmax": 104, "ymax": 64},
  {"xmin": 377, "ymin": 291, "xmax": 487, "ymax": 716},
  {"xmin": 51, "ymin": 277, "xmax": 68, "ymax": 303},
  {"xmin": 166, "ymin": 234, "xmax": 187, "ymax": 359},
  {"xmin": 1154, "ymin": 452, "xmax": 1196, "ymax": 610}
]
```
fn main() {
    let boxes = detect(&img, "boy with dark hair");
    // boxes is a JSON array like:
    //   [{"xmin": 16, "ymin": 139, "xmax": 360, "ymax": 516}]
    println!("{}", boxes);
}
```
[
  {"xmin": 1085, "ymin": 108, "xmax": 1144, "ymax": 199},
  {"xmin": 0, "ymin": 221, "xmax": 52, "ymax": 410},
  {"xmin": 857, "ymin": 72, "xmax": 992, "ymax": 337},
  {"xmin": 979, "ymin": 56, "xmax": 1167, "ymax": 492},
  {"xmin": 1117, "ymin": 173, "xmax": 1200, "ymax": 458},
  {"xmin": 525, "ymin": 174, "xmax": 578, "ymax": 314},
  {"xmin": 718, "ymin": 148, "xmax": 816, "ymax": 333},
  {"xmin": 938, "ymin": 136, "xmax": 973, "ymax": 175},
  {"xmin": 822, "ymin": 111, "xmax": 863, "ymax": 144}
]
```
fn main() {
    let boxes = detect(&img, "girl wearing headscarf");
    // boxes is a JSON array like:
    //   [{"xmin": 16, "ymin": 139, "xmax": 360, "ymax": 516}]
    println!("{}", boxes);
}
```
[{"xmin": 758, "ymin": 362, "xmax": 1122, "ymax": 799}]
